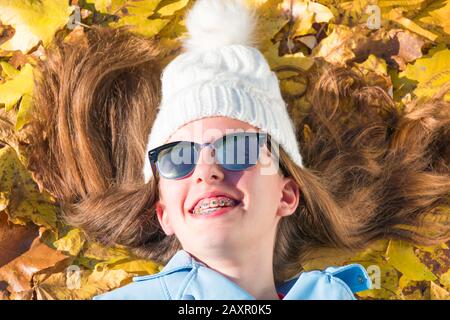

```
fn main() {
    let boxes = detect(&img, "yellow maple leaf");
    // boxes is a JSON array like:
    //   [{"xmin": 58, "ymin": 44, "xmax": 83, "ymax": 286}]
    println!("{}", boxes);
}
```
[
  {"xmin": 96, "ymin": 258, "xmax": 161, "ymax": 275},
  {"xmin": 286, "ymin": 0, "xmax": 333, "ymax": 38},
  {"xmin": 157, "ymin": 0, "xmax": 189, "ymax": 17},
  {"xmin": 0, "ymin": 0, "xmax": 73, "ymax": 53},
  {"xmin": 397, "ymin": 44, "xmax": 450, "ymax": 101},
  {"xmin": 385, "ymin": 240, "xmax": 437, "ymax": 281},
  {"xmin": 0, "ymin": 146, "xmax": 57, "ymax": 230},
  {"xmin": 81, "ymin": 241, "xmax": 131, "ymax": 262},
  {"xmin": 0, "ymin": 61, "xmax": 19, "ymax": 77},
  {"xmin": 245, "ymin": 0, "xmax": 290, "ymax": 52},
  {"xmin": 33, "ymin": 268, "xmax": 130, "ymax": 300},
  {"xmin": 355, "ymin": 54, "xmax": 388, "ymax": 76},
  {"xmin": 385, "ymin": 8, "xmax": 438, "ymax": 42},
  {"xmin": 0, "ymin": 63, "xmax": 33, "ymax": 111},
  {"xmin": 15, "ymin": 93, "xmax": 33, "ymax": 131},
  {"xmin": 114, "ymin": 2, "xmax": 170, "ymax": 37},
  {"xmin": 263, "ymin": 41, "xmax": 314, "ymax": 71},
  {"xmin": 311, "ymin": 24, "xmax": 357, "ymax": 65},
  {"xmin": 53, "ymin": 228, "xmax": 87, "ymax": 257},
  {"xmin": 416, "ymin": 0, "xmax": 450, "ymax": 35}
]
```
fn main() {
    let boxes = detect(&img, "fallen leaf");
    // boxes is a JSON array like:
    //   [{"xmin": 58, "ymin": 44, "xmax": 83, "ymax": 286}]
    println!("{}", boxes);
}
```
[
  {"xmin": 95, "ymin": 258, "xmax": 161, "ymax": 276},
  {"xmin": 15, "ymin": 93, "xmax": 33, "ymax": 131},
  {"xmin": 247, "ymin": 0, "xmax": 290, "ymax": 53},
  {"xmin": 395, "ymin": 44, "xmax": 450, "ymax": 101},
  {"xmin": 440, "ymin": 269, "xmax": 450, "ymax": 290},
  {"xmin": 263, "ymin": 40, "xmax": 314, "ymax": 71},
  {"xmin": 382, "ymin": 29, "xmax": 425, "ymax": 71},
  {"xmin": 311, "ymin": 24, "xmax": 359, "ymax": 65},
  {"xmin": 385, "ymin": 240, "xmax": 437, "ymax": 281},
  {"xmin": 0, "ymin": 61, "xmax": 19, "ymax": 77},
  {"xmin": 156, "ymin": 0, "xmax": 189, "ymax": 17},
  {"xmin": 0, "ymin": 0, "xmax": 73, "ymax": 53},
  {"xmin": 385, "ymin": 8, "xmax": 438, "ymax": 42},
  {"xmin": 0, "ymin": 236, "xmax": 68, "ymax": 296},
  {"xmin": 103, "ymin": 0, "xmax": 171, "ymax": 38},
  {"xmin": 81, "ymin": 241, "xmax": 132, "ymax": 262},
  {"xmin": 414, "ymin": 0, "xmax": 450, "ymax": 44},
  {"xmin": 0, "ymin": 63, "xmax": 33, "ymax": 111},
  {"xmin": 0, "ymin": 146, "xmax": 57, "ymax": 230},
  {"xmin": 284, "ymin": 0, "xmax": 333, "ymax": 38},
  {"xmin": 0, "ymin": 22, "xmax": 15, "ymax": 47},
  {"xmin": 0, "ymin": 212, "xmax": 39, "ymax": 267},
  {"xmin": 53, "ymin": 229, "xmax": 86, "ymax": 257},
  {"xmin": 33, "ymin": 268, "xmax": 130, "ymax": 300},
  {"xmin": 430, "ymin": 281, "xmax": 450, "ymax": 300}
]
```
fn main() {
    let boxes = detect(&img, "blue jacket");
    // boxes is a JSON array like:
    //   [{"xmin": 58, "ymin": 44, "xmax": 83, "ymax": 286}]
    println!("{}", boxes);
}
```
[{"xmin": 93, "ymin": 249, "xmax": 372, "ymax": 300}]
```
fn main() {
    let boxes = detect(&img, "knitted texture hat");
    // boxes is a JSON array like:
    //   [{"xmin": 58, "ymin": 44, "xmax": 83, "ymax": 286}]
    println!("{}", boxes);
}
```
[{"xmin": 143, "ymin": 0, "xmax": 303, "ymax": 183}]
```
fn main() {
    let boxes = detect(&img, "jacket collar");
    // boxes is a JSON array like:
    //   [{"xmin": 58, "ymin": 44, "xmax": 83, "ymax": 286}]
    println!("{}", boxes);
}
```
[
  {"xmin": 159, "ymin": 250, "xmax": 289, "ymax": 299},
  {"xmin": 160, "ymin": 249, "xmax": 200, "ymax": 272},
  {"xmin": 158, "ymin": 249, "xmax": 370, "ymax": 300}
]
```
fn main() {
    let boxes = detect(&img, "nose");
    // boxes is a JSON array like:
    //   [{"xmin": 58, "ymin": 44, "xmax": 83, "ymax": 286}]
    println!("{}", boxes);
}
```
[{"xmin": 191, "ymin": 145, "xmax": 225, "ymax": 182}]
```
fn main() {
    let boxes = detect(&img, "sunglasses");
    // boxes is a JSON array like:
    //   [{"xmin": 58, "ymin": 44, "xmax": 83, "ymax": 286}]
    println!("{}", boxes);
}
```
[{"xmin": 148, "ymin": 131, "xmax": 274, "ymax": 180}]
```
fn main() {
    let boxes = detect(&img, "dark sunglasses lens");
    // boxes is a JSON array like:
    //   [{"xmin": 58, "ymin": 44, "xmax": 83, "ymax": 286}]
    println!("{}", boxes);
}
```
[
  {"xmin": 216, "ymin": 133, "xmax": 264, "ymax": 171},
  {"xmin": 157, "ymin": 142, "xmax": 197, "ymax": 179}
]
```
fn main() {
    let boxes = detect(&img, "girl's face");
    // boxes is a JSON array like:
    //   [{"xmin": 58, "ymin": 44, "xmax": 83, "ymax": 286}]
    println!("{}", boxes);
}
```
[{"xmin": 155, "ymin": 117, "xmax": 300, "ymax": 260}]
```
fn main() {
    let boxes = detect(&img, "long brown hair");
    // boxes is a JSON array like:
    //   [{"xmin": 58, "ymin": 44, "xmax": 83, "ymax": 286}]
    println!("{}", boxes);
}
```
[
  {"xmin": 275, "ymin": 67, "xmax": 450, "ymax": 280},
  {"xmin": 25, "ymin": 26, "xmax": 450, "ymax": 283}
]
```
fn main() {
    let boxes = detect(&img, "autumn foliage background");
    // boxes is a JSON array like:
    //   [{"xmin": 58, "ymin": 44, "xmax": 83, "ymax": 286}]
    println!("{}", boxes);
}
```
[{"xmin": 0, "ymin": 0, "xmax": 449, "ymax": 300}]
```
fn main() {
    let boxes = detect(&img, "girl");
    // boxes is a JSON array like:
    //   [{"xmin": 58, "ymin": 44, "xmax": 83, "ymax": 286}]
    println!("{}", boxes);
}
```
[{"xmin": 26, "ymin": 0, "xmax": 450, "ymax": 300}]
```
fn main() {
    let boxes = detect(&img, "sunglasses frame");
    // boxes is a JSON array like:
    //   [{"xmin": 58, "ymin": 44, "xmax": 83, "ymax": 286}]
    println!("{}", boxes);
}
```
[{"xmin": 148, "ymin": 131, "xmax": 279, "ymax": 180}]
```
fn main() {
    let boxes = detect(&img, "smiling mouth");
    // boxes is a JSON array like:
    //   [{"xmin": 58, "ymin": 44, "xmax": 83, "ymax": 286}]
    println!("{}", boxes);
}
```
[
  {"xmin": 189, "ymin": 198, "xmax": 242, "ymax": 216},
  {"xmin": 189, "ymin": 203, "xmax": 242, "ymax": 218}
]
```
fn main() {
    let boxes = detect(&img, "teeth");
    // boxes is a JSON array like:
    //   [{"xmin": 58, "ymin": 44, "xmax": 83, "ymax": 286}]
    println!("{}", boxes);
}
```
[
  {"xmin": 195, "ymin": 207, "xmax": 223, "ymax": 215},
  {"xmin": 193, "ymin": 197, "xmax": 237, "ymax": 215}
]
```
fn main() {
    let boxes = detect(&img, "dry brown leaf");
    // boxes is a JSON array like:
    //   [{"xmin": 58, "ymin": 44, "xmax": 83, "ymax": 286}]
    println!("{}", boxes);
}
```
[
  {"xmin": 0, "ymin": 212, "xmax": 39, "ymax": 267},
  {"xmin": 0, "ymin": 235, "xmax": 68, "ymax": 297}
]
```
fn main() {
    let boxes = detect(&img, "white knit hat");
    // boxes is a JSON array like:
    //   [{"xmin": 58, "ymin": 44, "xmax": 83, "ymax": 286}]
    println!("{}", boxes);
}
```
[{"xmin": 143, "ymin": 0, "xmax": 303, "ymax": 183}]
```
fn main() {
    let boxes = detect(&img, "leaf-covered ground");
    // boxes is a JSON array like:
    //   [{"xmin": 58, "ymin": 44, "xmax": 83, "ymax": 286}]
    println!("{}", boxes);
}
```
[{"xmin": 0, "ymin": 0, "xmax": 449, "ymax": 300}]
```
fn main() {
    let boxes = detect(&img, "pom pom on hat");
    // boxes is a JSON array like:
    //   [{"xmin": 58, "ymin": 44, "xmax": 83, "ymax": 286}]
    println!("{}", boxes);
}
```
[{"xmin": 183, "ymin": 0, "xmax": 258, "ymax": 52}]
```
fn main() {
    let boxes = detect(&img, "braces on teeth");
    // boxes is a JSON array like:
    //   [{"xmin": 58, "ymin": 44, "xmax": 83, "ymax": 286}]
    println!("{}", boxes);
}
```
[{"xmin": 193, "ymin": 198, "xmax": 236, "ymax": 214}]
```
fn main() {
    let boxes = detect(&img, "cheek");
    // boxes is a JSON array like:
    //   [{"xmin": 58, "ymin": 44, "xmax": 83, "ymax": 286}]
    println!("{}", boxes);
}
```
[
  {"xmin": 241, "ymin": 167, "xmax": 282, "ymax": 214},
  {"xmin": 158, "ymin": 179, "xmax": 188, "ymax": 219},
  {"xmin": 250, "ymin": 150, "xmax": 282, "ymax": 193}
]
